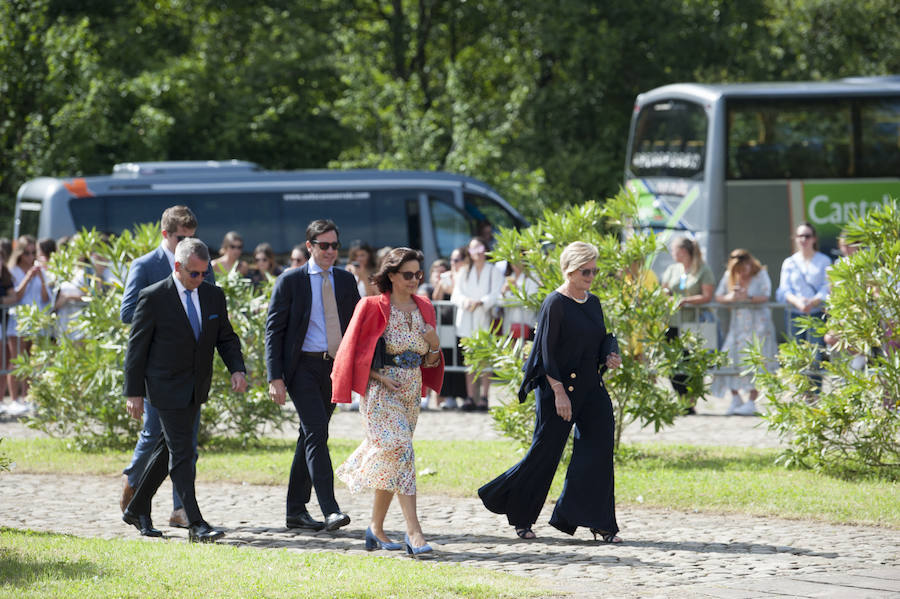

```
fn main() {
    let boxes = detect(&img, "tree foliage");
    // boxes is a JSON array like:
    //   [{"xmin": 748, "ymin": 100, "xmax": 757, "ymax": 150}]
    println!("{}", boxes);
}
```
[
  {"xmin": 3, "ymin": 0, "xmax": 899, "ymax": 231},
  {"xmin": 14, "ymin": 224, "xmax": 287, "ymax": 449},
  {"xmin": 462, "ymin": 191, "xmax": 723, "ymax": 455},
  {"xmin": 746, "ymin": 200, "xmax": 900, "ymax": 479}
]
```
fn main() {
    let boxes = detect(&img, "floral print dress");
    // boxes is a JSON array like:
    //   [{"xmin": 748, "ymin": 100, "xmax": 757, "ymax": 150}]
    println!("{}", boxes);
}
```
[{"xmin": 336, "ymin": 305, "xmax": 428, "ymax": 495}]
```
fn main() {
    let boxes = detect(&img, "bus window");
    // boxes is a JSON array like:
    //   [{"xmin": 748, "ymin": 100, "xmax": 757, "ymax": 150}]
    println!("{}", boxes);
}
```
[
  {"xmin": 859, "ymin": 97, "xmax": 900, "ymax": 176},
  {"xmin": 464, "ymin": 193, "xmax": 520, "ymax": 231},
  {"xmin": 728, "ymin": 99, "xmax": 853, "ymax": 179},
  {"xmin": 629, "ymin": 100, "xmax": 707, "ymax": 178},
  {"xmin": 429, "ymin": 197, "xmax": 470, "ymax": 258}
]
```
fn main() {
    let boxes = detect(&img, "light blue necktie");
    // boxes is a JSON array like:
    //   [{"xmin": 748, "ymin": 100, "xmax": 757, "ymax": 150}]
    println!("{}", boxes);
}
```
[{"xmin": 184, "ymin": 289, "xmax": 201, "ymax": 340}]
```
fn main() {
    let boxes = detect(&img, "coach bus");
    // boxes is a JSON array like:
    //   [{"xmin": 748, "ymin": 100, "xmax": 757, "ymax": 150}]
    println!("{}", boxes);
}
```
[
  {"xmin": 12, "ymin": 161, "xmax": 527, "ymax": 267},
  {"xmin": 624, "ymin": 76, "xmax": 900, "ymax": 282}
]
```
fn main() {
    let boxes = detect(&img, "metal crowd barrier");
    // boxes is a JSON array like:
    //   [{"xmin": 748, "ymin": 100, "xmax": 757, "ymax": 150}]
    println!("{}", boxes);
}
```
[
  {"xmin": 681, "ymin": 301, "xmax": 789, "ymax": 376},
  {"xmin": 433, "ymin": 299, "xmax": 792, "ymax": 378}
]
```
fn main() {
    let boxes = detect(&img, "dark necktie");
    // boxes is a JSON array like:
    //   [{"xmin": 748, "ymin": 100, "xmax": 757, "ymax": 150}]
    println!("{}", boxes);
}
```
[{"xmin": 184, "ymin": 289, "xmax": 201, "ymax": 340}]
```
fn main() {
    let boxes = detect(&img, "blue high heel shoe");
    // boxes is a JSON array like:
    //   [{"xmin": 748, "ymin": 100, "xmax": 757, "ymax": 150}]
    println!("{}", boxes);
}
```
[
  {"xmin": 404, "ymin": 533, "xmax": 433, "ymax": 558},
  {"xmin": 364, "ymin": 527, "xmax": 403, "ymax": 551}
]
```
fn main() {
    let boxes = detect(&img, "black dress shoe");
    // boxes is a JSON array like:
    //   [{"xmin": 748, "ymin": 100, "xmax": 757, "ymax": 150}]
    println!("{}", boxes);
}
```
[
  {"xmin": 188, "ymin": 521, "xmax": 224, "ymax": 543},
  {"xmin": 122, "ymin": 511, "xmax": 162, "ymax": 537},
  {"xmin": 286, "ymin": 511, "xmax": 325, "ymax": 531},
  {"xmin": 324, "ymin": 511, "xmax": 351, "ymax": 531}
]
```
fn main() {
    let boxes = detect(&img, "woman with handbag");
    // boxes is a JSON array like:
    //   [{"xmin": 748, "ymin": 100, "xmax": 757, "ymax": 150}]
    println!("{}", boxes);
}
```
[
  {"xmin": 331, "ymin": 248, "xmax": 445, "ymax": 557},
  {"xmin": 450, "ymin": 237, "xmax": 504, "ymax": 411},
  {"xmin": 660, "ymin": 235, "xmax": 715, "ymax": 413},
  {"xmin": 501, "ymin": 260, "xmax": 539, "ymax": 341},
  {"xmin": 479, "ymin": 242, "xmax": 622, "ymax": 542}
]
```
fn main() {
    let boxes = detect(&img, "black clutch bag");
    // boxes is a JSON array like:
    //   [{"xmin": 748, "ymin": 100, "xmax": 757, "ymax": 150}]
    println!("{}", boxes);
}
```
[
  {"xmin": 599, "ymin": 333, "xmax": 619, "ymax": 377},
  {"xmin": 371, "ymin": 336, "xmax": 387, "ymax": 369},
  {"xmin": 600, "ymin": 333, "xmax": 619, "ymax": 358}
]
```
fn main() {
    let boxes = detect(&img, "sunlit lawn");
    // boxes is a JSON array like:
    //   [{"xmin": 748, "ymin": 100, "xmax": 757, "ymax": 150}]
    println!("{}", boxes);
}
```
[
  {"xmin": 4, "ymin": 437, "xmax": 898, "ymax": 527},
  {"xmin": 0, "ymin": 528, "xmax": 536, "ymax": 599}
]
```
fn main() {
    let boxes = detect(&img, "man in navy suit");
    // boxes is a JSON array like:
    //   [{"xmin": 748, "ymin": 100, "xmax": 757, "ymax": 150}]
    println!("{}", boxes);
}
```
[
  {"xmin": 265, "ymin": 219, "xmax": 360, "ymax": 532},
  {"xmin": 119, "ymin": 205, "xmax": 214, "ymax": 528},
  {"xmin": 123, "ymin": 238, "xmax": 246, "ymax": 542}
]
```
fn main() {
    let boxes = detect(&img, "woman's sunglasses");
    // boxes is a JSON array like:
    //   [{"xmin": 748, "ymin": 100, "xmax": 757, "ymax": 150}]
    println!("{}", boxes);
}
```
[
  {"xmin": 580, "ymin": 268, "xmax": 599, "ymax": 277},
  {"xmin": 397, "ymin": 270, "xmax": 424, "ymax": 281}
]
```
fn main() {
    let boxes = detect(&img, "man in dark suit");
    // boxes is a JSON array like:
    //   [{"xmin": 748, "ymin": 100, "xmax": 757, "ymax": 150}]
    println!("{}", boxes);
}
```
[
  {"xmin": 122, "ymin": 238, "xmax": 246, "ymax": 542},
  {"xmin": 119, "ymin": 205, "xmax": 215, "ymax": 528},
  {"xmin": 265, "ymin": 219, "xmax": 360, "ymax": 532}
]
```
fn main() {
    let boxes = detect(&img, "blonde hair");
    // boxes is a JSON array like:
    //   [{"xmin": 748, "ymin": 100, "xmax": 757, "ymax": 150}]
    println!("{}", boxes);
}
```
[
  {"xmin": 671, "ymin": 235, "xmax": 704, "ymax": 274},
  {"xmin": 725, "ymin": 249, "xmax": 763, "ymax": 291},
  {"xmin": 559, "ymin": 242, "xmax": 599, "ymax": 275}
]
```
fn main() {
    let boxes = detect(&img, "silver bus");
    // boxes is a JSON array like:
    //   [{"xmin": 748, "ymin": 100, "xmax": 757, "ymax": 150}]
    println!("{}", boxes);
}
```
[
  {"xmin": 625, "ymin": 76, "xmax": 900, "ymax": 282},
  {"xmin": 13, "ymin": 161, "xmax": 528, "ymax": 266}
]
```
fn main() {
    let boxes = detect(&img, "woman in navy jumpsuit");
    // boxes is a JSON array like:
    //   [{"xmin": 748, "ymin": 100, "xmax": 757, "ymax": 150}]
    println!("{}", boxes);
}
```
[{"xmin": 478, "ymin": 242, "xmax": 622, "ymax": 542}]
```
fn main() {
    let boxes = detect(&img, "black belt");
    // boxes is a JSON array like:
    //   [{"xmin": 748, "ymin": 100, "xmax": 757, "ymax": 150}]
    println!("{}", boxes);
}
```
[{"xmin": 299, "ymin": 351, "xmax": 333, "ymax": 361}]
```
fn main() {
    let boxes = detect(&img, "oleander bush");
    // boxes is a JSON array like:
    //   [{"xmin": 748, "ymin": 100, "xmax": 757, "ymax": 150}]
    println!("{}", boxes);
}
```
[
  {"xmin": 463, "ymin": 190, "xmax": 723, "ymax": 455},
  {"xmin": 13, "ymin": 225, "xmax": 287, "ymax": 449},
  {"xmin": 746, "ymin": 200, "xmax": 900, "ymax": 479}
]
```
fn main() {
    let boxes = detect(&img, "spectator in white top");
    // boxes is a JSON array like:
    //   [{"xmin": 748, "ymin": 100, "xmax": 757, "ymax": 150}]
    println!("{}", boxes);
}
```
[{"xmin": 451, "ymin": 237, "xmax": 504, "ymax": 411}]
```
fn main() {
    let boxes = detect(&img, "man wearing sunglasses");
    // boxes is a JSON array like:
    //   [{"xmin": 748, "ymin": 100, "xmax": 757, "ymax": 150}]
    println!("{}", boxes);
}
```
[
  {"xmin": 122, "ymin": 238, "xmax": 246, "ymax": 542},
  {"xmin": 265, "ymin": 219, "xmax": 360, "ymax": 532},
  {"xmin": 119, "ymin": 206, "xmax": 215, "ymax": 529}
]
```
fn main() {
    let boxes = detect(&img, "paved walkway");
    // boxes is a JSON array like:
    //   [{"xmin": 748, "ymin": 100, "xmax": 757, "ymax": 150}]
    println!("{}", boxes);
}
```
[{"xmin": 1, "ymin": 396, "xmax": 898, "ymax": 598}]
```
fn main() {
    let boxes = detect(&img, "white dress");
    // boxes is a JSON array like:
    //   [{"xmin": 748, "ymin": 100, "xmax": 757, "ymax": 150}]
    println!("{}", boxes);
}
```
[
  {"xmin": 712, "ymin": 270, "xmax": 777, "ymax": 395},
  {"xmin": 450, "ymin": 263, "xmax": 504, "ymax": 338}
]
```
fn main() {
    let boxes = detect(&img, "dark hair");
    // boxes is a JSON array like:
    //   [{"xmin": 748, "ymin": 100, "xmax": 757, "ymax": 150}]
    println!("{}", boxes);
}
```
[
  {"xmin": 0, "ymin": 237, "xmax": 11, "ymax": 262},
  {"xmin": 306, "ymin": 219, "xmax": 338, "ymax": 243},
  {"xmin": 797, "ymin": 221, "xmax": 820, "ymax": 251},
  {"xmin": 347, "ymin": 240, "xmax": 376, "ymax": 269},
  {"xmin": 372, "ymin": 247, "xmax": 424, "ymax": 293},
  {"xmin": 161, "ymin": 205, "xmax": 198, "ymax": 233},
  {"xmin": 254, "ymin": 242, "xmax": 276, "ymax": 274},
  {"xmin": 38, "ymin": 237, "xmax": 56, "ymax": 258}
]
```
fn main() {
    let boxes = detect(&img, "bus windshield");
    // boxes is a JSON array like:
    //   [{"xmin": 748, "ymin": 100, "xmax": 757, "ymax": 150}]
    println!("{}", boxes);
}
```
[{"xmin": 629, "ymin": 100, "xmax": 707, "ymax": 178}]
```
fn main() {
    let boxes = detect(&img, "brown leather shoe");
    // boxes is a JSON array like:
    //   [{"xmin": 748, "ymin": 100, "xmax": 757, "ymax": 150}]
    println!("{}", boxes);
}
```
[
  {"xmin": 169, "ymin": 508, "xmax": 189, "ymax": 528},
  {"xmin": 120, "ymin": 475, "xmax": 135, "ymax": 513}
]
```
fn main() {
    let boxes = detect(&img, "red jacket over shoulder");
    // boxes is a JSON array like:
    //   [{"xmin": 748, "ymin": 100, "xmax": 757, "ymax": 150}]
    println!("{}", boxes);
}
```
[{"xmin": 331, "ymin": 293, "xmax": 445, "ymax": 403}]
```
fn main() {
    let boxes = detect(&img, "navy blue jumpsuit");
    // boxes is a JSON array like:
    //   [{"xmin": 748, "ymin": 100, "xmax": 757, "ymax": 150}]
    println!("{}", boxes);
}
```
[{"xmin": 478, "ymin": 291, "xmax": 618, "ymax": 536}]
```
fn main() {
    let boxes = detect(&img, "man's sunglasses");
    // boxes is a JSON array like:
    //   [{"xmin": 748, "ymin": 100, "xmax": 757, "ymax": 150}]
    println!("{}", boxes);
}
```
[
  {"xmin": 310, "ymin": 240, "xmax": 340, "ymax": 251},
  {"xmin": 181, "ymin": 265, "xmax": 204, "ymax": 279},
  {"xmin": 580, "ymin": 267, "xmax": 599, "ymax": 277},
  {"xmin": 397, "ymin": 270, "xmax": 424, "ymax": 281}
]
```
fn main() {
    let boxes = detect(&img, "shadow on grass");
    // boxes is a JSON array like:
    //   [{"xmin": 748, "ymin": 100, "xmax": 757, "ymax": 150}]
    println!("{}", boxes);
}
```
[{"xmin": 0, "ymin": 530, "xmax": 101, "ymax": 587}]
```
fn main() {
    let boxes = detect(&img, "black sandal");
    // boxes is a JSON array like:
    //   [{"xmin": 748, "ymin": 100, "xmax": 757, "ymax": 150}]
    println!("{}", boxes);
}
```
[
  {"xmin": 515, "ymin": 527, "xmax": 536, "ymax": 539},
  {"xmin": 590, "ymin": 528, "xmax": 622, "ymax": 543},
  {"xmin": 460, "ymin": 397, "xmax": 476, "ymax": 412}
]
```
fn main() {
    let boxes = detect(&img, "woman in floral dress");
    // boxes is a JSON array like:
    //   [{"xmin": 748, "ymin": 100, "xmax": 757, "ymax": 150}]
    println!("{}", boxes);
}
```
[
  {"xmin": 331, "ymin": 248, "xmax": 444, "ymax": 556},
  {"xmin": 712, "ymin": 249, "xmax": 777, "ymax": 415}
]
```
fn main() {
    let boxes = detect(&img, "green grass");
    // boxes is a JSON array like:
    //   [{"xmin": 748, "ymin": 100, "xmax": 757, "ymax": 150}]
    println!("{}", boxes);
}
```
[
  {"xmin": 4, "ymin": 437, "xmax": 898, "ymax": 528},
  {"xmin": 0, "ymin": 528, "xmax": 535, "ymax": 599}
]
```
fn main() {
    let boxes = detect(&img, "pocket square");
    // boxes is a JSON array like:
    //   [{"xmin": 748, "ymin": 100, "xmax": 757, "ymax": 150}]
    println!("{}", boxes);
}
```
[{"xmin": 208, "ymin": 314, "xmax": 219, "ymax": 320}]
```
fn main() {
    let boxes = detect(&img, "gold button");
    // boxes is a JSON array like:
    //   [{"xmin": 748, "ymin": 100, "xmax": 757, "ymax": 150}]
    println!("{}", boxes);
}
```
[
  {"xmin": 567, "ymin": 386, "xmax": 574, "ymax": 392},
  {"xmin": 570, "ymin": 373, "xmax": 577, "ymax": 379}
]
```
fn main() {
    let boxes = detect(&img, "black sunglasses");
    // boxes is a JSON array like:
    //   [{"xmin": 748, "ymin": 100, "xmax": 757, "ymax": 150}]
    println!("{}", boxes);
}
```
[
  {"xmin": 229, "ymin": 244, "xmax": 243, "ymax": 250},
  {"xmin": 310, "ymin": 240, "xmax": 340, "ymax": 251},
  {"xmin": 397, "ymin": 270, "xmax": 424, "ymax": 281},
  {"xmin": 181, "ymin": 265, "xmax": 204, "ymax": 278},
  {"xmin": 580, "ymin": 267, "xmax": 599, "ymax": 277},
  {"xmin": 796, "ymin": 233, "xmax": 813, "ymax": 239}
]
